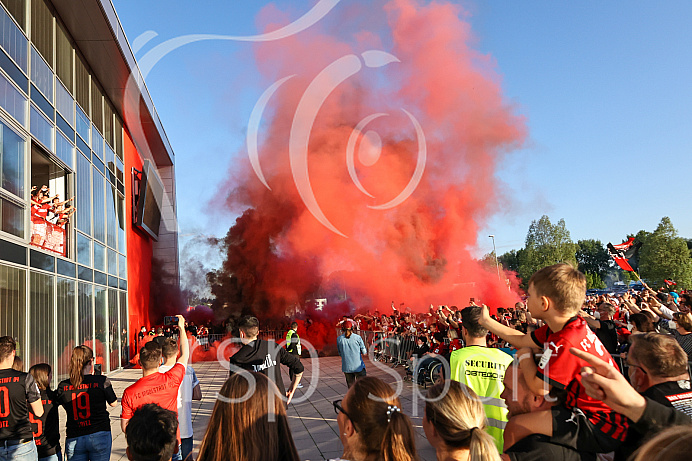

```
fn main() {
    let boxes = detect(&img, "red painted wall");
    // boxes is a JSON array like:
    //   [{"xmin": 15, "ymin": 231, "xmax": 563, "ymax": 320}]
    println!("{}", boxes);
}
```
[{"xmin": 123, "ymin": 129, "xmax": 153, "ymax": 358}]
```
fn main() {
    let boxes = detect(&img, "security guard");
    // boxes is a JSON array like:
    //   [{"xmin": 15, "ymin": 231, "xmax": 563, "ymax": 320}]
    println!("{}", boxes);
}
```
[
  {"xmin": 450, "ymin": 306, "xmax": 513, "ymax": 451},
  {"xmin": 285, "ymin": 322, "xmax": 303, "ymax": 388}
]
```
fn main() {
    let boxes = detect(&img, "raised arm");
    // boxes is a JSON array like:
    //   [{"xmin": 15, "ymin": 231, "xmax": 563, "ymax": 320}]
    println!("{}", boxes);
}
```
[
  {"xmin": 176, "ymin": 315, "xmax": 190, "ymax": 367},
  {"xmin": 478, "ymin": 305, "xmax": 537, "ymax": 349}
]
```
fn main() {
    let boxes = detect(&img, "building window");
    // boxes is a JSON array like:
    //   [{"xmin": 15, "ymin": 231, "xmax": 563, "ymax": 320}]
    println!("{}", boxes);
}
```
[
  {"xmin": 92, "ymin": 166, "xmax": 105, "ymax": 243},
  {"xmin": 74, "ymin": 52, "xmax": 88, "ymax": 114},
  {"xmin": 75, "ymin": 151, "xmax": 90, "ymax": 233},
  {"xmin": 0, "ymin": 0, "xmax": 26, "ymax": 32},
  {"xmin": 30, "ymin": 143, "xmax": 71, "ymax": 256},
  {"xmin": 55, "ymin": 22, "xmax": 72, "ymax": 93},
  {"xmin": 0, "ymin": 263, "xmax": 26, "ymax": 357},
  {"xmin": 119, "ymin": 290, "xmax": 128, "ymax": 365},
  {"xmin": 91, "ymin": 82, "xmax": 102, "ymax": 133},
  {"xmin": 0, "ymin": 70, "xmax": 27, "ymax": 125},
  {"xmin": 76, "ymin": 232, "xmax": 90, "ymax": 266},
  {"xmin": 0, "ymin": 195, "xmax": 23, "ymax": 237},
  {"xmin": 56, "ymin": 276, "xmax": 76, "ymax": 381},
  {"xmin": 93, "ymin": 240, "xmax": 105, "ymax": 272},
  {"xmin": 30, "ymin": 0, "xmax": 53, "ymax": 68},
  {"xmin": 30, "ymin": 105, "xmax": 52, "ymax": 150},
  {"xmin": 0, "ymin": 118, "xmax": 25, "ymax": 197},
  {"xmin": 29, "ymin": 271, "xmax": 54, "ymax": 366},
  {"xmin": 94, "ymin": 285, "xmax": 106, "ymax": 366},
  {"xmin": 108, "ymin": 288, "xmax": 119, "ymax": 370},
  {"xmin": 103, "ymin": 99, "xmax": 113, "ymax": 148},
  {"xmin": 0, "ymin": 3, "xmax": 27, "ymax": 72},
  {"xmin": 77, "ymin": 281, "xmax": 93, "ymax": 345}
]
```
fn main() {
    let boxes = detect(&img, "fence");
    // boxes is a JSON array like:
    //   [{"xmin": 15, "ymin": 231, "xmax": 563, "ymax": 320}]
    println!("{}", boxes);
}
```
[{"xmin": 342, "ymin": 329, "xmax": 419, "ymax": 367}]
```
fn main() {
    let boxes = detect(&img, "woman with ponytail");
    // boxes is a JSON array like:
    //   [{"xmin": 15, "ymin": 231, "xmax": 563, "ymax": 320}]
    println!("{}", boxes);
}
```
[
  {"xmin": 54, "ymin": 346, "xmax": 118, "ymax": 460},
  {"xmin": 423, "ymin": 380, "xmax": 501, "ymax": 461},
  {"xmin": 332, "ymin": 376, "xmax": 418, "ymax": 461}
]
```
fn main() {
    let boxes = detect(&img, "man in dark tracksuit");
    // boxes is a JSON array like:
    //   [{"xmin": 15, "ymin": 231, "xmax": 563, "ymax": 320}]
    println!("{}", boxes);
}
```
[{"xmin": 229, "ymin": 317, "xmax": 304, "ymax": 404}]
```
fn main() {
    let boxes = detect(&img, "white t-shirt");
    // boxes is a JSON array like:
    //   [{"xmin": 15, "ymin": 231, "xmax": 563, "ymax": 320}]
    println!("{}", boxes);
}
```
[{"xmin": 159, "ymin": 363, "xmax": 199, "ymax": 438}]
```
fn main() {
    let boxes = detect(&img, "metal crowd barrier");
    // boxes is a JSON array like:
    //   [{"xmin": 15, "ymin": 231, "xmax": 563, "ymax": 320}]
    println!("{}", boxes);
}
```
[{"xmin": 339, "ymin": 329, "xmax": 418, "ymax": 367}]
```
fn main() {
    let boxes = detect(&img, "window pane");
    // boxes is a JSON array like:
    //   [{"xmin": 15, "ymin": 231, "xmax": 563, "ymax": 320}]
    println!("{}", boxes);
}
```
[
  {"xmin": 1, "ymin": 195, "xmax": 24, "ymax": 237},
  {"xmin": 76, "ymin": 152, "xmax": 90, "ymax": 233},
  {"xmin": 103, "ymin": 100, "xmax": 113, "ymax": 148},
  {"xmin": 93, "ymin": 241, "xmax": 105, "ymax": 272},
  {"xmin": 108, "ymin": 288, "xmax": 118, "ymax": 370},
  {"xmin": 106, "ymin": 184, "xmax": 116, "ymax": 248},
  {"xmin": 55, "ymin": 79, "xmax": 73, "ymax": 125},
  {"xmin": 118, "ymin": 253, "xmax": 126, "ymax": 279},
  {"xmin": 94, "ymin": 285, "xmax": 106, "ymax": 368},
  {"xmin": 107, "ymin": 248, "xmax": 117, "ymax": 276},
  {"xmin": 55, "ymin": 22, "xmax": 72, "ymax": 93},
  {"xmin": 0, "ymin": 3, "xmax": 27, "ymax": 71},
  {"xmin": 119, "ymin": 290, "xmax": 128, "ymax": 365},
  {"xmin": 0, "ymin": 118, "xmax": 25, "ymax": 197},
  {"xmin": 56, "ymin": 277, "xmax": 76, "ymax": 382},
  {"xmin": 91, "ymin": 83, "xmax": 102, "ymax": 132},
  {"xmin": 92, "ymin": 167, "xmax": 105, "ymax": 242},
  {"xmin": 91, "ymin": 125, "xmax": 103, "ymax": 160},
  {"xmin": 30, "ymin": 105, "xmax": 53, "ymax": 151},
  {"xmin": 30, "ymin": 47, "xmax": 51, "ymax": 102},
  {"xmin": 114, "ymin": 115, "xmax": 122, "ymax": 159},
  {"xmin": 0, "ymin": 263, "xmax": 26, "ymax": 357},
  {"xmin": 76, "ymin": 104, "xmax": 89, "ymax": 143},
  {"xmin": 55, "ymin": 131, "xmax": 73, "ymax": 169},
  {"xmin": 74, "ymin": 52, "xmax": 88, "ymax": 112},
  {"xmin": 1, "ymin": 0, "xmax": 26, "ymax": 31},
  {"xmin": 76, "ymin": 232, "xmax": 90, "ymax": 266},
  {"xmin": 117, "ymin": 195, "xmax": 125, "ymax": 254},
  {"xmin": 30, "ymin": 0, "xmax": 52, "ymax": 68},
  {"xmin": 29, "ymin": 271, "xmax": 54, "ymax": 366},
  {"xmin": 0, "ymin": 70, "xmax": 26, "ymax": 125},
  {"xmin": 77, "ymin": 282, "xmax": 93, "ymax": 345}
]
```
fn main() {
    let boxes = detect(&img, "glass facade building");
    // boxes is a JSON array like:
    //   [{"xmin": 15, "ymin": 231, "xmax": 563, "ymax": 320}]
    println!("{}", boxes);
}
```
[{"xmin": 0, "ymin": 0, "xmax": 178, "ymax": 384}]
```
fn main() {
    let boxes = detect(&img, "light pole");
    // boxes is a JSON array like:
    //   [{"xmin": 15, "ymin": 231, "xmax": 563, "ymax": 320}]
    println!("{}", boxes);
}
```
[{"xmin": 489, "ymin": 235, "xmax": 501, "ymax": 282}]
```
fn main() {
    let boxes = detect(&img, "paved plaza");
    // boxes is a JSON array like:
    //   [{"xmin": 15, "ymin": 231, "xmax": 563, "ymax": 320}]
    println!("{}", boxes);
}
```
[{"xmin": 55, "ymin": 356, "xmax": 438, "ymax": 461}]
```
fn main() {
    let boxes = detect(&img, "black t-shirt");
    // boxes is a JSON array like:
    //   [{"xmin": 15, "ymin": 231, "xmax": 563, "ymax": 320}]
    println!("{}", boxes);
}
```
[
  {"xmin": 229, "ymin": 339, "xmax": 305, "ymax": 393},
  {"xmin": 594, "ymin": 319, "xmax": 618, "ymax": 354},
  {"xmin": 0, "ymin": 369, "xmax": 41, "ymax": 440},
  {"xmin": 615, "ymin": 379, "xmax": 692, "ymax": 461},
  {"xmin": 54, "ymin": 375, "xmax": 117, "ymax": 438},
  {"xmin": 30, "ymin": 389, "xmax": 60, "ymax": 456},
  {"xmin": 506, "ymin": 434, "xmax": 595, "ymax": 461}
]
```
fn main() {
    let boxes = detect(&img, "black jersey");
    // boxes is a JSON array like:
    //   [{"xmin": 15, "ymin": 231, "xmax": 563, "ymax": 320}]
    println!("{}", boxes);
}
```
[
  {"xmin": 229, "ymin": 339, "xmax": 304, "ymax": 393},
  {"xmin": 0, "ymin": 369, "xmax": 41, "ymax": 441},
  {"xmin": 30, "ymin": 389, "xmax": 60, "ymax": 456},
  {"xmin": 54, "ymin": 375, "xmax": 117, "ymax": 438}
]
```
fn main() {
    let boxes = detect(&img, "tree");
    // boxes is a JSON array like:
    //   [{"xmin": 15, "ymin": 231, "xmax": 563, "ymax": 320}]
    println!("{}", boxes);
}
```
[
  {"xmin": 517, "ymin": 215, "xmax": 578, "ymax": 287},
  {"xmin": 576, "ymin": 239, "xmax": 611, "ymax": 280},
  {"xmin": 584, "ymin": 271, "xmax": 606, "ymax": 289},
  {"xmin": 498, "ymin": 249, "xmax": 520, "ymax": 273},
  {"xmin": 638, "ymin": 217, "xmax": 692, "ymax": 289}
]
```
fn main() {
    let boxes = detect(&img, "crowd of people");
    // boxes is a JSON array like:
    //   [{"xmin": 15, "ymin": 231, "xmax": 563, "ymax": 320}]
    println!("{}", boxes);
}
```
[
  {"xmin": 2, "ymin": 263, "xmax": 692, "ymax": 460},
  {"xmin": 30, "ymin": 185, "xmax": 75, "ymax": 229}
]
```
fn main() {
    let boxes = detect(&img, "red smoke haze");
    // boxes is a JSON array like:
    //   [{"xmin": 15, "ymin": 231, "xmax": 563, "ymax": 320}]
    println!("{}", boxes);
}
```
[{"xmin": 217, "ymin": 0, "xmax": 526, "ymax": 319}]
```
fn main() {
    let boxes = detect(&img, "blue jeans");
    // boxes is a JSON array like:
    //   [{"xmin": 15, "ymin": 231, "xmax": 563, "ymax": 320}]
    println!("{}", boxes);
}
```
[
  {"xmin": 0, "ymin": 441, "xmax": 38, "ymax": 461},
  {"xmin": 38, "ymin": 450, "xmax": 62, "ymax": 461},
  {"xmin": 65, "ymin": 432, "xmax": 111, "ymax": 461},
  {"xmin": 181, "ymin": 438, "xmax": 193, "ymax": 461}
]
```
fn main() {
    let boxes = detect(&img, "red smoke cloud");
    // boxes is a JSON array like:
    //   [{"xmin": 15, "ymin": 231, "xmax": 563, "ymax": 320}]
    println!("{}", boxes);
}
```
[{"xmin": 215, "ymin": 0, "xmax": 526, "ymax": 320}]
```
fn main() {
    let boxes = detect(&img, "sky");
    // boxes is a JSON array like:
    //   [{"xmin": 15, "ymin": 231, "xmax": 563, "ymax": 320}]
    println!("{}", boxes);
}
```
[{"xmin": 112, "ymin": 0, "xmax": 692, "ymax": 286}]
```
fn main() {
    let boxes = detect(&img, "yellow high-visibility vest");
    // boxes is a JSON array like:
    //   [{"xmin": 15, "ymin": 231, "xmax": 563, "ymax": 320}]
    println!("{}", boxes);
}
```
[{"xmin": 450, "ymin": 345, "xmax": 513, "ymax": 452}]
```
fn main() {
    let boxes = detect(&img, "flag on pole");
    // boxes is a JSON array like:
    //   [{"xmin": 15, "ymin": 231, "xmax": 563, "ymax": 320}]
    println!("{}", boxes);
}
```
[
  {"xmin": 607, "ymin": 238, "xmax": 641, "ymax": 272},
  {"xmin": 664, "ymin": 279, "xmax": 677, "ymax": 286}
]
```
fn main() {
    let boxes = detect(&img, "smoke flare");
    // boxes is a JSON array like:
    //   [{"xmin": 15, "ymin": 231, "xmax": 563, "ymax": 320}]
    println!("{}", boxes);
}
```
[{"xmin": 212, "ymin": 0, "xmax": 526, "ymax": 322}]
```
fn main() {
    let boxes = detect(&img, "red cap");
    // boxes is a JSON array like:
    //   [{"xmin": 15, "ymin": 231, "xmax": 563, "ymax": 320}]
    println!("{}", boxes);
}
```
[{"xmin": 343, "ymin": 320, "xmax": 354, "ymax": 330}]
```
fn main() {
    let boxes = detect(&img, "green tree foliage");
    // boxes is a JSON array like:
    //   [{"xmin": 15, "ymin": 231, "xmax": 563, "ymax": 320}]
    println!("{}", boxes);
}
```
[
  {"xmin": 639, "ymin": 217, "xmax": 692, "ymax": 289},
  {"xmin": 516, "ymin": 215, "xmax": 578, "ymax": 287},
  {"xmin": 584, "ymin": 271, "xmax": 606, "ymax": 289},
  {"xmin": 498, "ymin": 249, "xmax": 520, "ymax": 273},
  {"xmin": 576, "ymin": 239, "xmax": 611, "ymax": 279}
]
